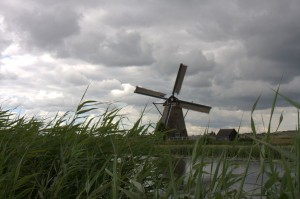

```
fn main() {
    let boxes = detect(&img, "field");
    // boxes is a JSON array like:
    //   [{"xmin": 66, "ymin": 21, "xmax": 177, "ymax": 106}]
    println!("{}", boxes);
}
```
[
  {"xmin": 160, "ymin": 133, "xmax": 295, "ymax": 158},
  {"xmin": 0, "ymin": 90, "xmax": 300, "ymax": 198}
]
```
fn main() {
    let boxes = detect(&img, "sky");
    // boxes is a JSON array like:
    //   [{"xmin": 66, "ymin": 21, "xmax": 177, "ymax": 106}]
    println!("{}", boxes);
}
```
[{"xmin": 1, "ymin": 0, "xmax": 300, "ymax": 135}]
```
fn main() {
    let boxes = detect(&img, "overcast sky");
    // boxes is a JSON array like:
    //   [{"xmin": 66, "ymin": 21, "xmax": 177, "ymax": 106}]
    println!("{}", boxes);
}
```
[{"xmin": 1, "ymin": 0, "xmax": 300, "ymax": 134}]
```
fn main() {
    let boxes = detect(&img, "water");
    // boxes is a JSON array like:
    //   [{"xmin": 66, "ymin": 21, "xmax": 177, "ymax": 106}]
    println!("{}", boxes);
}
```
[{"xmin": 181, "ymin": 157, "xmax": 292, "ymax": 198}]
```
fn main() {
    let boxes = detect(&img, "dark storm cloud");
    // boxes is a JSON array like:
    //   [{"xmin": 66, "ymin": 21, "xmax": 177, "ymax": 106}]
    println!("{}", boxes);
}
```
[
  {"xmin": 1, "ymin": 1, "xmax": 80, "ymax": 51},
  {"xmin": 0, "ymin": 0, "xmax": 155, "ymax": 66},
  {"xmin": 154, "ymin": 48, "xmax": 215, "ymax": 78},
  {"xmin": 1, "ymin": 0, "xmax": 300, "ymax": 131},
  {"xmin": 60, "ymin": 30, "xmax": 154, "ymax": 66},
  {"xmin": 186, "ymin": 0, "xmax": 300, "ymax": 84},
  {"xmin": 100, "ymin": 0, "xmax": 208, "ymax": 28},
  {"xmin": 236, "ymin": 1, "xmax": 300, "ymax": 82},
  {"xmin": 20, "ymin": 8, "xmax": 80, "ymax": 49},
  {"xmin": 184, "ymin": 73, "xmax": 213, "ymax": 88}
]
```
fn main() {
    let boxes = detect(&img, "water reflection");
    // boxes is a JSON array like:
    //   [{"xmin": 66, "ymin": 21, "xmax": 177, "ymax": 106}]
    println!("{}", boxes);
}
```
[{"xmin": 180, "ymin": 157, "xmax": 291, "ymax": 198}]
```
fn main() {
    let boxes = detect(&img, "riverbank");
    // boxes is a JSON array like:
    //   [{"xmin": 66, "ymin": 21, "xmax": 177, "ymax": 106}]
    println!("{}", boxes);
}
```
[
  {"xmin": 159, "ymin": 144, "xmax": 293, "ymax": 159},
  {"xmin": 158, "ymin": 137, "xmax": 295, "ymax": 158}
]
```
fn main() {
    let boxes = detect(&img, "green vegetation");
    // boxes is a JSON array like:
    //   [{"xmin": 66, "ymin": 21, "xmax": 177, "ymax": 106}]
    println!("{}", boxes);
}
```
[
  {"xmin": 159, "ymin": 134, "xmax": 295, "ymax": 157},
  {"xmin": 0, "ymin": 101, "xmax": 171, "ymax": 198},
  {"xmin": 0, "ymin": 88, "xmax": 299, "ymax": 198}
]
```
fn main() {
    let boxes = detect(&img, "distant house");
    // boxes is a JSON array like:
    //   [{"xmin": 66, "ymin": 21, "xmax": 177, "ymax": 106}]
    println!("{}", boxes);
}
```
[{"xmin": 216, "ymin": 129, "xmax": 238, "ymax": 141}]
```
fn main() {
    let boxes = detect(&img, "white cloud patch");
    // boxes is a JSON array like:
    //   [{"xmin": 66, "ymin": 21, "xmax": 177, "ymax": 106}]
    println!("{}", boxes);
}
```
[
  {"xmin": 110, "ymin": 84, "xmax": 135, "ymax": 98},
  {"xmin": 35, "ymin": 90, "xmax": 64, "ymax": 100}
]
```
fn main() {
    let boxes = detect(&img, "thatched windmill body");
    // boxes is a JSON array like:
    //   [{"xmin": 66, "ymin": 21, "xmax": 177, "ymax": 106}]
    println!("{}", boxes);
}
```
[{"xmin": 134, "ymin": 64, "xmax": 211, "ymax": 138}]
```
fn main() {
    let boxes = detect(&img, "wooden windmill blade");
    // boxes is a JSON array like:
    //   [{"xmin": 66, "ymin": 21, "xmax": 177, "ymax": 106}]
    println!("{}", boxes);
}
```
[
  {"xmin": 164, "ymin": 102, "xmax": 173, "ymax": 125},
  {"xmin": 177, "ymin": 100, "xmax": 211, "ymax": 113},
  {"xmin": 172, "ymin": 63, "xmax": 187, "ymax": 95},
  {"xmin": 134, "ymin": 86, "xmax": 167, "ymax": 99}
]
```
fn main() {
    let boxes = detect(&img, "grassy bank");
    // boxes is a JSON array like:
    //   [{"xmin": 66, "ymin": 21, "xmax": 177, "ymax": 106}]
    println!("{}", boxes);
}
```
[
  {"xmin": 159, "ymin": 144, "xmax": 294, "ymax": 158},
  {"xmin": 0, "ymin": 88, "xmax": 299, "ymax": 198}
]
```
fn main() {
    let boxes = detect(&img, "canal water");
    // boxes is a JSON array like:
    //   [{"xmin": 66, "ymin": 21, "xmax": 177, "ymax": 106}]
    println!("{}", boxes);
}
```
[{"xmin": 180, "ymin": 157, "xmax": 292, "ymax": 198}]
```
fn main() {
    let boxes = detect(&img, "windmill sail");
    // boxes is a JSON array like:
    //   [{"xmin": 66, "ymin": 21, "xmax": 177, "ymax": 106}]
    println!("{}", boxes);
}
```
[
  {"xmin": 134, "ymin": 86, "xmax": 166, "ymax": 99},
  {"xmin": 177, "ymin": 100, "xmax": 211, "ymax": 113},
  {"xmin": 172, "ymin": 64, "xmax": 187, "ymax": 95}
]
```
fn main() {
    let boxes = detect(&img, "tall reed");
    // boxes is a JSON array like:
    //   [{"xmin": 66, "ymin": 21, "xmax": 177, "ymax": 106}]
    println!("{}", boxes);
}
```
[{"xmin": 0, "ymin": 87, "xmax": 299, "ymax": 198}]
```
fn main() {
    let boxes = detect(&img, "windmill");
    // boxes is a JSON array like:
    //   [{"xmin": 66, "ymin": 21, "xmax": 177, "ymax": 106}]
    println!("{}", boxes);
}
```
[{"xmin": 134, "ymin": 63, "xmax": 211, "ymax": 138}]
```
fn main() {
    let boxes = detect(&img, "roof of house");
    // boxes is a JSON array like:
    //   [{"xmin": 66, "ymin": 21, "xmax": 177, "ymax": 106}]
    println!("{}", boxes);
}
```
[{"xmin": 217, "ymin": 129, "xmax": 237, "ymax": 137}]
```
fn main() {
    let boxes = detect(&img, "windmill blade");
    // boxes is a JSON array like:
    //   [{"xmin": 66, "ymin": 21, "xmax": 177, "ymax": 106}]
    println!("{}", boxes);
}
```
[
  {"xmin": 172, "ymin": 63, "xmax": 187, "ymax": 95},
  {"xmin": 134, "ymin": 86, "xmax": 167, "ymax": 99},
  {"xmin": 164, "ymin": 103, "xmax": 173, "ymax": 126},
  {"xmin": 177, "ymin": 100, "xmax": 211, "ymax": 113}
]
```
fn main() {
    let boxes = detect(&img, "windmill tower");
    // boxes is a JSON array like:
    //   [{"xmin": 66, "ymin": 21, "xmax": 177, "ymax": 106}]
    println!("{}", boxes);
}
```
[{"xmin": 134, "ymin": 64, "xmax": 211, "ymax": 138}]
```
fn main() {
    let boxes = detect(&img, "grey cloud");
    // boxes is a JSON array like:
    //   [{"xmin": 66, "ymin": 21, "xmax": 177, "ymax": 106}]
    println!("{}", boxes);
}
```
[
  {"xmin": 154, "ymin": 48, "xmax": 215, "ymax": 78},
  {"xmin": 60, "ymin": 30, "xmax": 154, "ymax": 66},
  {"xmin": 184, "ymin": 73, "xmax": 213, "ymax": 88},
  {"xmin": 0, "ymin": 70, "xmax": 18, "ymax": 80},
  {"xmin": 205, "ymin": 79, "xmax": 293, "ymax": 111},
  {"xmin": 240, "ymin": 3, "xmax": 300, "ymax": 82},
  {"xmin": 16, "ymin": 9, "xmax": 80, "ymax": 50},
  {"xmin": 0, "ymin": 1, "xmax": 81, "ymax": 51},
  {"xmin": 239, "ymin": 6, "xmax": 300, "ymax": 68},
  {"xmin": 0, "ymin": 38, "xmax": 11, "ymax": 53},
  {"xmin": 1, "ymin": 1, "xmax": 155, "ymax": 66},
  {"xmin": 0, "ymin": 18, "xmax": 12, "ymax": 53},
  {"xmin": 240, "ymin": 60, "xmax": 288, "ymax": 84},
  {"xmin": 183, "ymin": 50, "xmax": 215, "ymax": 74},
  {"xmin": 0, "ymin": 0, "xmax": 300, "ymax": 131},
  {"xmin": 184, "ymin": 0, "xmax": 300, "ymax": 85},
  {"xmin": 87, "ymin": 79, "xmax": 123, "ymax": 99},
  {"xmin": 62, "ymin": 71, "xmax": 89, "ymax": 86},
  {"xmin": 101, "ymin": 1, "xmax": 195, "ymax": 28}
]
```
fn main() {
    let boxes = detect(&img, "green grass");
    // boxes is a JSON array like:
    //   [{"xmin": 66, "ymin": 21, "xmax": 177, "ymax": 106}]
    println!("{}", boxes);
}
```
[{"xmin": 0, "ymin": 87, "xmax": 299, "ymax": 198}]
